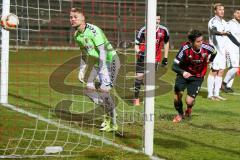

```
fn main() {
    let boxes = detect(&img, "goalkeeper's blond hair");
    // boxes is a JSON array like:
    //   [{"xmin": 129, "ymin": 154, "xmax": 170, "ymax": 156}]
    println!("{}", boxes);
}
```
[{"xmin": 70, "ymin": 8, "xmax": 83, "ymax": 13}]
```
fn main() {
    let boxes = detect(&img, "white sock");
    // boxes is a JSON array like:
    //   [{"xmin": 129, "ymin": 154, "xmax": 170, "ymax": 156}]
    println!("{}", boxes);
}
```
[
  {"xmin": 227, "ymin": 78, "xmax": 234, "ymax": 88},
  {"xmin": 214, "ymin": 76, "xmax": 222, "ymax": 97},
  {"xmin": 207, "ymin": 75, "xmax": 215, "ymax": 97},
  {"xmin": 223, "ymin": 68, "xmax": 237, "ymax": 84}
]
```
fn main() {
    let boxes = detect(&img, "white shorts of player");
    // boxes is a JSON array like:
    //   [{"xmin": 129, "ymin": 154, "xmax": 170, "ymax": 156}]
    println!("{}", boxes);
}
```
[
  {"xmin": 226, "ymin": 50, "xmax": 240, "ymax": 68},
  {"xmin": 212, "ymin": 48, "xmax": 227, "ymax": 70}
]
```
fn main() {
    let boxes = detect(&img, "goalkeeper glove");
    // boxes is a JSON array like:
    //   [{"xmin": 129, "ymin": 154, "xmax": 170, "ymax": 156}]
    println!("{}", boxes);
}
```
[
  {"xmin": 78, "ymin": 70, "xmax": 85, "ymax": 83},
  {"xmin": 161, "ymin": 58, "xmax": 168, "ymax": 66}
]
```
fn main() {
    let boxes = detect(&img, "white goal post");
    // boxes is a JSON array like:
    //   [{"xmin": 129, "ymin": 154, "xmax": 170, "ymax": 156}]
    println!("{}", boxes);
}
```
[
  {"xmin": 1, "ymin": 0, "xmax": 10, "ymax": 104},
  {"xmin": 144, "ymin": 0, "xmax": 156, "ymax": 156},
  {"xmin": 0, "ymin": 0, "xmax": 158, "ymax": 158}
]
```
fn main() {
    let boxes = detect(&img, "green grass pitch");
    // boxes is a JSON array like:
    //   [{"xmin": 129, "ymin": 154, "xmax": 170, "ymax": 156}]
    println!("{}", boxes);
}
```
[{"xmin": 0, "ymin": 49, "xmax": 239, "ymax": 160}]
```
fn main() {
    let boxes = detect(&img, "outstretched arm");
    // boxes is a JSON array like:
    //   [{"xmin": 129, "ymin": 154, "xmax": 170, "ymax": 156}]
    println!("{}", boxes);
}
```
[
  {"xmin": 172, "ymin": 62, "xmax": 192, "ymax": 79},
  {"xmin": 98, "ymin": 44, "xmax": 107, "ymax": 72},
  {"xmin": 227, "ymin": 33, "xmax": 240, "ymax": 47},
  {"xmin": 162, "ymin": 29, "xmax": 170, "ymax": 66},
  {"xmin": 172, "ymin": 62, "xmax": 184, "ymax": 75},
  {"xmin": 210, "ymin": 27, "xmax": 229, "ymax": 36},
  {"xmin": 163, "ymin": 41, "xmax": 169, "ymax": 59},
  {"xmin": 162, "ymin": 41, "xmax": 169, "ymax": 66},
  {"xmin": 98, "ymin": 44, "xmax": 111, "ymax": 91}
]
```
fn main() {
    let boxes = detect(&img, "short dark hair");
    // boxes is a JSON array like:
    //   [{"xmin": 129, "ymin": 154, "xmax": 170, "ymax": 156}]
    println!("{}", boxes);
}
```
[
  {"xmin": 234, "ymin": 8, "xmax": 240, "ymax": 12},
  {"xmin": 188, "ymin": 30, "xmax": 203, "ymax": 42}
]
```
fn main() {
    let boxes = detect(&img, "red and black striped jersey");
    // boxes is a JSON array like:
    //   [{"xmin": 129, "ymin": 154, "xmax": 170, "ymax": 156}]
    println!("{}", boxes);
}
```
[
  {"xmin": 174, "ymin": 42, "xmax": 216, "ymax": 77},
  {"xmin": 135, "ymin": 25, "xmax": 169, "ymax": 62}
]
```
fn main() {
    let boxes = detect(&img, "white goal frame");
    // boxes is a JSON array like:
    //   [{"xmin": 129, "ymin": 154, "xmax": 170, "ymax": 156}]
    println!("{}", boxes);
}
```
[
  {"xmin": 0, "ymin": 0, "xmax": 157, "ymax": 157},
  {"xmin": 144, "ymin": 0, "xmax": 156, "ymax": 156},
  {"xmin": 1, "ymin": 0, "xmax": 10, "ymax": 104}
]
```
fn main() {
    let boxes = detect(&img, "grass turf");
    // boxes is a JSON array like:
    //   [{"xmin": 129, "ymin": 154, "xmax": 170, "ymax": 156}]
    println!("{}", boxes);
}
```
[{"xmin": 0, "ymin": 49, "xmax": 239, "ymax": 160}]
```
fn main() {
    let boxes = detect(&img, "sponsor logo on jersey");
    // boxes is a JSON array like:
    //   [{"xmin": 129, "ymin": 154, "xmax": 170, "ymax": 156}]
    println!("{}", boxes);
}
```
[{"xmin": 202, "ymin": 53, "xmax": 207, "ymax": 58}]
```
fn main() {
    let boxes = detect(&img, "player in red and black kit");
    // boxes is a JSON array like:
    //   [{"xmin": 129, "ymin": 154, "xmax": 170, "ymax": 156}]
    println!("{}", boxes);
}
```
[
  {"xmin": 172, "ymin": 30, "xmax": 216, "ymax": 123},
  {"xmin": 133, "ymin": 15, "xmax": 170, "ymax": 105}
]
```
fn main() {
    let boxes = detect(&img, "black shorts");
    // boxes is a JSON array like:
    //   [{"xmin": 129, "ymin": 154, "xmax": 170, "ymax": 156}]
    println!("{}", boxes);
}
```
[
  {"xmin": 136, "ymin": 56, "xmax": 145, "ymax": 73},
  {"xmin": 136, "ymin": 55, "xmax": 160, "ymax": 73},
  {"xmin": 174, "ymin": 74, "xmax": 204, "ymax": 98}
]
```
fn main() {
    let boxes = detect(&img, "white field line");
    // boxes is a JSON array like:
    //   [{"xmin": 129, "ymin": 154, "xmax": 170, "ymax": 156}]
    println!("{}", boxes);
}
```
[
  {"xmin": 0, "ymin": 103, "xmax": 163, "ymax": 160},
  {"xmin": 0, "ymin": 154, "xmax": 79, "ymax": 159},
  {"xmin": 9, "ymin": 81, "xmax": 240, "ymax": 96}
]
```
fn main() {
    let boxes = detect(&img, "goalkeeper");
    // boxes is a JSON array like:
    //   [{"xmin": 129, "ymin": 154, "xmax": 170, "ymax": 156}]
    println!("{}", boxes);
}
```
[
  {"xmin": 133, "ymin": 15, "xmax": 170, "ymax": 106},
  {"xmin": 70, "ymin": 8, "xmax": 120, "ymax": 132}
]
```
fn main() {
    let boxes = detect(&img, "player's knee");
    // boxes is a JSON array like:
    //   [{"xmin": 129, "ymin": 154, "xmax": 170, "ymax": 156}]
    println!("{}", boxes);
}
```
[
  {"xmin": 136, "ymin": 72, "xmax": 144, "ymax": 79},
  {"xmin": 186, "ymin": 98, "xmax": 195, "ymax": 107},
  {"xmin": 209, "ymin": 69, "xmax": 217, "ymax": 76},
  {"xmin": 218, "ymin": 69, "xmax": 225, "ymax": 76}
]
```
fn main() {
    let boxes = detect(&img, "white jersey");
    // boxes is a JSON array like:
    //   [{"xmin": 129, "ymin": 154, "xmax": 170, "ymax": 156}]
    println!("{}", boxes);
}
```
[
  {"xmin": 225, "ymin": 19, "xmax": 240, "ymax": 68},
  {"xmin": 208, "ymin": 16, "xmax": 229, "ymax": 53},
  {"xmin": 226, "ymin": 19, "xmax": 240, "ymax": 53}
]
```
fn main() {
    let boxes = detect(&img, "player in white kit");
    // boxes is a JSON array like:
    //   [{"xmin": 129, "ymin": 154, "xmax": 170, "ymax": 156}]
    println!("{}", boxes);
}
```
[
  {"xmin": 207, "ymin": 3, "xmax": 230, "ymax": 100},
  {"xmin": 222, "ymin": 8, "xmax": 240, "ymax": 93}
]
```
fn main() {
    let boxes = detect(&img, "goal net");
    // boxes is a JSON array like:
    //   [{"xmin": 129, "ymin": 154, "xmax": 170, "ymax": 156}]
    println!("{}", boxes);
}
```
[
  {"xmin": 0, "ymin": 0, "xmax": 160, "ymax": 159},
  {"xmin": 4, "ymin": 0, "xmax": 239, "ymax": 159}
]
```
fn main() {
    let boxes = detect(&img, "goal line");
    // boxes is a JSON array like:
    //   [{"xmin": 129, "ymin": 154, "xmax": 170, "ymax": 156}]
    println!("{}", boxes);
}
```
[{"xmin": 0, "ymin": 103, "xmax": 162, "ymax": 160}]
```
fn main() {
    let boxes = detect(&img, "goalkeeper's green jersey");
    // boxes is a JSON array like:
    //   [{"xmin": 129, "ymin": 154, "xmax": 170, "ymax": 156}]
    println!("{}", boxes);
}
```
[{"xmin": 74, "ymin": 23, "xmax": 116, "ymax": 62}]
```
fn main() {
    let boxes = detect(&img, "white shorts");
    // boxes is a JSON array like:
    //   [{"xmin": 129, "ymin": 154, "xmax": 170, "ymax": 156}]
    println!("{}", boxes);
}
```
[
  {"xmin": 226, "ymin": 51, "xmax": 240, "ymax": 68},
  {"xmin": 212, "ymin": 49, "xmax": 226, "ymax": 70}
]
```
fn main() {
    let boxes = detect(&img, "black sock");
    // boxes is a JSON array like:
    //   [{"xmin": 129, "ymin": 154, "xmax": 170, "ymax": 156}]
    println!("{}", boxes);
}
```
[
  {"xmin": 222, "ymin": 81, "xmax": 227, "ymax": 86},
  {"xmin": 187, "ymin": 105, "xmax": 193, "ymax": 110},
  {"xmin": 174, "ymin": 100, "xmax": 183, "ymax": 115},
  {"xmin": 134, "ymin": 79, "xmax": 142, "ymax": 98}
]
